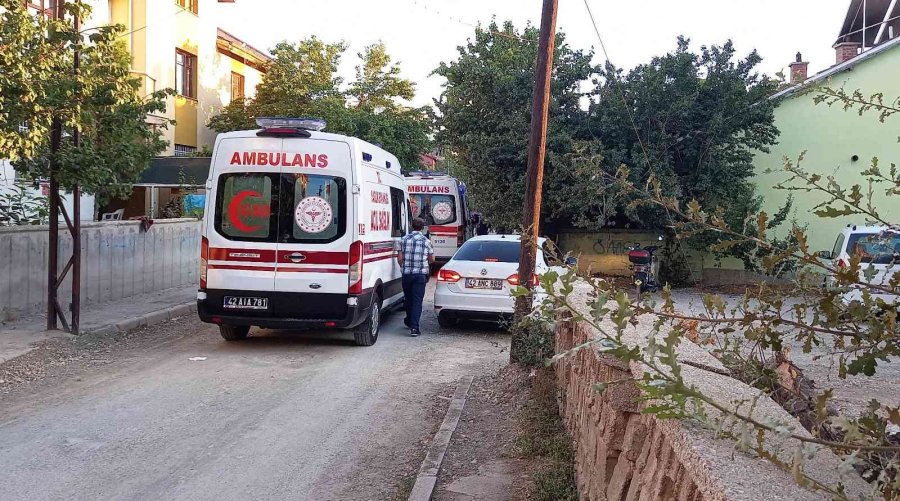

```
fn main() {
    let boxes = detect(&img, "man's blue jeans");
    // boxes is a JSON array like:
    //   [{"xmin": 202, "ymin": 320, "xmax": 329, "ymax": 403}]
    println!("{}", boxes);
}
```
[{"xmin": 402, "ymin": 273, "xmax": 428, "ymax": 331}]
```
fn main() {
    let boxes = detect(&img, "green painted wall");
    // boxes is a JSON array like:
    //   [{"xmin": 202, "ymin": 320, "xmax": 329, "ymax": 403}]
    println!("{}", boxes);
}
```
[{"xmin": 753, "ymin": 44, "xmax": 900, "ymax": 255}]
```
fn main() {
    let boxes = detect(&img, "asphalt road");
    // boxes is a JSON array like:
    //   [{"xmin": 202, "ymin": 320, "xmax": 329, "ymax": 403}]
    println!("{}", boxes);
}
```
[{"xmin": 0, "ymin": 282, "xmax": 510, "ymax": 501}]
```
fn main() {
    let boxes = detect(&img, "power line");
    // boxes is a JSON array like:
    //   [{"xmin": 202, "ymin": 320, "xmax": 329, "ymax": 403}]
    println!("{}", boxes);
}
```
[
  {"xmin": 408, "ymin": 0, "xmax": 530, "ymax": 43},
  {"xmin": 581, "ymin": 0, "xmax": 654, "ymax": 174}
]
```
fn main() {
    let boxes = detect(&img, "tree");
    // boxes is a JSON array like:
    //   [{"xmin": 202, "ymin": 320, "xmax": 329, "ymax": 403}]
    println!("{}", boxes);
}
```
[
  {"xmin": 432, "ymin": 21, "xmax": 594, "ymax": 232},
  {"xmin": 573, "ymin": 37, "xmax": 780, "ymax": 231},
  {"xmin": 349, "ymin": 42, "xmax": 414, "ymax": 110},
  {"xmin": 208, "ymin": 38, "xmax": 430, "ymax": 170},
  {"xmin": 0, "ymin": 1, "xmax": 171, "ymax": 201}
]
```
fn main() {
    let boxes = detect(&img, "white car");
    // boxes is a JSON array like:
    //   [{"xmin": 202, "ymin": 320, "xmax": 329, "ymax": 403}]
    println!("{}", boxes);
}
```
[
  {"xmin": 433, "ymin": 234, "xmax": 570, "ymax": 327},
  {"xmin": 821, "ymin": 224, "xmax": 900, "ymax": 305}
]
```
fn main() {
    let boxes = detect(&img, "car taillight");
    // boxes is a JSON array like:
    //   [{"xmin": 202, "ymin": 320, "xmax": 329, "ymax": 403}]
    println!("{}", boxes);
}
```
[
  {"xmin": 438, "ymin": 269, "xmax": 461, "ymax": 283},
  {"xmin": 507, "ymin": 273, "xmax": 539, "ymax": 287},
  {"xmin": 837, "ymin": 258, "xmax": 848, "ymax": 269},
  {"xmin": 200, "ymin": 236, "xmax": 209, "ymax": 289},
  {"xmin": 348, "ymin": 240, "xmax": 364, "ymax": 294}
]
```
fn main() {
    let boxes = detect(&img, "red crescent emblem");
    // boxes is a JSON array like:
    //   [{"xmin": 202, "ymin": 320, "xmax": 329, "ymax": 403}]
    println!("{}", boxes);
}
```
[{"xmin": 228, "ymin": 190, "xmax": 263, "ymax": 233}]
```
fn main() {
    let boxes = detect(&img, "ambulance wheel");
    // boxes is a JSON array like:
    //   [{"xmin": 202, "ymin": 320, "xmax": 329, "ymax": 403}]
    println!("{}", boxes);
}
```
[
  {"xmin": 219, "ymin": 325, "xmax": 250, "ymax": 341},
  {"xmin": 354, "ymin": 293, "xmax": 381, "ymax": 346}
]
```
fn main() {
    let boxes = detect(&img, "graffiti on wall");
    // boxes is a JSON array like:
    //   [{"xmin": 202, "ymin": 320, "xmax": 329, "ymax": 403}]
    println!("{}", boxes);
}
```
[{"xmin": 592, "ymin": 238, "xmax": 640, "ymax": 255}]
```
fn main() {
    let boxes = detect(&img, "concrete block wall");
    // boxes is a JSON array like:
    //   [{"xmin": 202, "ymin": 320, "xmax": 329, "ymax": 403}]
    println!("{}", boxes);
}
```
[
  {"xmin": 0, "ymin": 219, "xmax": 201, "ymax": 321},
  {"xmin": 551, "ymin": 284, "xmax": 867, "ymax": 500}
]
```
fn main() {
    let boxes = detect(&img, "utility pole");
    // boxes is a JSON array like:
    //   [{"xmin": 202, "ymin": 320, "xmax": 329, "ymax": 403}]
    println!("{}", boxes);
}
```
[
  {"xmin": 46, "ymin": 0, "xmax": 64, "ymax": 331},
  {"xmin": 46, "ymin": 0, "xmax": 82, "ymax": 333},
  {"xmin": 511, "ymin": 0, "xmax": 558, "ymax": 362}
]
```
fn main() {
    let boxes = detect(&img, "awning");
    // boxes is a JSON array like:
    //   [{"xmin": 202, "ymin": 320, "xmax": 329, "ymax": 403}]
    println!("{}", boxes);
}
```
[{"xmin": 137, "ymin": 157, "xmax": 211, "ymax": 187}]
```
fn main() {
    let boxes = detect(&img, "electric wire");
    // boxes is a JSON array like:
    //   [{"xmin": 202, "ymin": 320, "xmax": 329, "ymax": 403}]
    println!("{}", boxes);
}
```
[{"xmin": 408, "ymin": 0, "xmax": 530, "ymax": 43}]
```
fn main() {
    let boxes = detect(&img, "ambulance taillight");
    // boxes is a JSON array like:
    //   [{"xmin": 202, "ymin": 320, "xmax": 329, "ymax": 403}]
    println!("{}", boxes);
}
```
[
  {"xmin": 457, "ymin": 226, "xmax": 465, "ymax": 246},
  {"xmin": 200, "ymin": 236, "xmax": 209, "ymax": 289},
  {"xmin": 348, "ymin": 240, "xmax": 364, "ymax": 294}
]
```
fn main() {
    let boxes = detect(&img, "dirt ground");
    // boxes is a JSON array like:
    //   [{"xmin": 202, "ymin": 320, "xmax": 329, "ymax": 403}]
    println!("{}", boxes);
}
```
[
  {"xmin": 0, "ymin": 283, "xmax": 511, "ymax": 501},
  {"xmin": 432, "ymin": 365, "xmax": 575, "ymax": 501}
]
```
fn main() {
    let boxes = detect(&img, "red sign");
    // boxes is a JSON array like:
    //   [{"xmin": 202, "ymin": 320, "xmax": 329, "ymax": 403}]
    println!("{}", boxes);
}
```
[
  {"xmin": 370, "ymin": 210, "xmax": 390, "ymax": 232},
  {"xmin": 408, "ymin": 185, "xmax": 450, "ymax": 194},
  {"xmin": 227, "ymin": 190, "xmax": 269, "ymax": 232},
  {"xmin": 229, "ymin": 151, "xmax": 328, "ymax": 168},
  {"xmin": 371, "ymin": 190, "xmax": 389, "ymax": 205}
]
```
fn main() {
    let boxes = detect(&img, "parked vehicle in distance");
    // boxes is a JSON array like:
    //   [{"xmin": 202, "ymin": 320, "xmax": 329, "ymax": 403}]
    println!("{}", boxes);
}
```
[
  {"xmin": 197, "ymin": 117, "xmax": 410, "ymax": 346},
  {"xmin": 404, "ymin": 172, "xmax": 472, "ymax": 265},
  {"xmin": 818, "ymin": 224, "xmax": 900, "ymax": 305},
  {"xmin": 626, "ymin": 236, "xmax": 663, "ymax": 296},
  {"xmin": 433, "ymin": 234, "xmax": 573, "ymax": 327}
]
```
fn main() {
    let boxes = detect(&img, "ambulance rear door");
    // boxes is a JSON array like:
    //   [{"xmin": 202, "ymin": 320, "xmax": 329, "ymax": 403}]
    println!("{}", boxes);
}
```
[
  {"xmin": 205, "ymin": 136, "xmax": 283, "ymax": 293},
  {"xmin": 274, "ymin": 138, "xmax": 354, "ymax": 297},
  {"xmin": 409, "ymin": 179, "xmax": 459, "ymax": 259}
]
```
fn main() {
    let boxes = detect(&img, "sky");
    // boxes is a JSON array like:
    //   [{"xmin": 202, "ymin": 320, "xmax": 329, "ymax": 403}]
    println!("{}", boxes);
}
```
[{"xmin": 218, "ymin": 0, "xmax": 851, "ymax": 107}]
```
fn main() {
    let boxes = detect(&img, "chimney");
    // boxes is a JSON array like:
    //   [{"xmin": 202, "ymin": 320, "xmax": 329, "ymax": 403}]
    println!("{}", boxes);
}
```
[
  {"xmin": 833, "ymin": 41, "xmax": 861, "ymax": 64},
  {"xmin": 788, "ymin": 52, "xmax": 808, "ymax": 84}
]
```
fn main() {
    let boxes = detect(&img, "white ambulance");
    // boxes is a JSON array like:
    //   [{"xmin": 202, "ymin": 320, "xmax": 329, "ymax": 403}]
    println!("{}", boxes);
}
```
[
  {"xmin": 197, "ymin": 118, "xmax": 410, "ymax": 346},
  {"xmin": 404, "ymin": 172, "xmax": 472, "ymax": 264}
]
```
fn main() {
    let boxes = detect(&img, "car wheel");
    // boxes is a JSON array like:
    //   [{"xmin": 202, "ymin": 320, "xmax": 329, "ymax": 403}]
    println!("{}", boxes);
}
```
[
  {"xmin": 354, "ymin": 293, "xmax": 381, "ymax": 346},
  {"xmin": 437, "ymin": 311, "xmax": 458, "ymax": 328},
  {"xmin": 219, "ymin": 325, "xmax": 250, "ymax": 341}
]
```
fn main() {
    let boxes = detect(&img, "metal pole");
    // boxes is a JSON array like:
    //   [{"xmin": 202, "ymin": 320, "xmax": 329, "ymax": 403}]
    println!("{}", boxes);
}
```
[
  {"xmin": 511, "ymin": 0, "xmax": 558, "ymax": 362},
  {"xmin": 46, "ymin": 0, "xmax": 65, "ymax": 330},
  {"xmin": 71, "ymin": 0, "xmax": 81, "ymax": 334}
]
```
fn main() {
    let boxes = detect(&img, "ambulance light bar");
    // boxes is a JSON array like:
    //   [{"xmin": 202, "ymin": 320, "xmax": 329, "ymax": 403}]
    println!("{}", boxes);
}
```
[
  {"xmin": 255, "ymin": 117, "xmax": 327, "ymax": 132},
  {"xmin": 407, "ymin": 171, "xmax": 448, "ymax": 178}
]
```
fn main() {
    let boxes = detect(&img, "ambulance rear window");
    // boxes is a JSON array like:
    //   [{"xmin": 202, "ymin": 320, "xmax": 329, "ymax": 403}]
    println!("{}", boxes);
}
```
[
  {"xmin": 282, "ymin": 174, "xmax": 346, "ymax": 243},
  {"xmin": 410, "ymin": 194, "xmax": 456, "ymax": 225},
  {"xmin": 216, "ymin": 174, "xmax": 274, "ymax": 240}
]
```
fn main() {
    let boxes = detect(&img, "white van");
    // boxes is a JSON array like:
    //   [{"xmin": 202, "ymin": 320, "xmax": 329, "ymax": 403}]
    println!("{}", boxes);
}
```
[
  {"xmin": 404, "ymin": 172, "xmax": 471, "ymax": 264},
  {"xmin": 821, "ymin": 224, "xmax": 899, "ymax": 305},
  {"xmin": 197, "ymin": 118, "xmax": 410, "ymax": 346}
]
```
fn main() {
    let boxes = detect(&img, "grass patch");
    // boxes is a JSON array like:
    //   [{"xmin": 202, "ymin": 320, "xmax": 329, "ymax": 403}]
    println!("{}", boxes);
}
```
[
  {"xmin": 517, "ymin": 367, "xmax": 578, "ymax": 501},
  {"xmin": 510, "ymin": 317, "xmax": 555, "ymax": 367}
]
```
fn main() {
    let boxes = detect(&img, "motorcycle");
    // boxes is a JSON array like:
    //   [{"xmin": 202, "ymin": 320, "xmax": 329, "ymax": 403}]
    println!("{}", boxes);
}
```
[{"xmin": 627, "ymin": 236, "xmax": 663, "ymax": 296}]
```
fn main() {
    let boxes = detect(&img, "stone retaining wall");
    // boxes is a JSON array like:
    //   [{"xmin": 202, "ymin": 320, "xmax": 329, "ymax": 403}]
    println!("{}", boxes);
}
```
[{"xmin": 551, "ymin": 284, "xmax": 867, "ymax": 500}]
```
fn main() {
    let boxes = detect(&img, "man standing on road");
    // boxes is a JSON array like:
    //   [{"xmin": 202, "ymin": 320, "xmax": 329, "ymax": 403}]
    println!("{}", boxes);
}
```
[{"xmin": 397, "ymin": 218, "xmax": 434, "ymax": 337}]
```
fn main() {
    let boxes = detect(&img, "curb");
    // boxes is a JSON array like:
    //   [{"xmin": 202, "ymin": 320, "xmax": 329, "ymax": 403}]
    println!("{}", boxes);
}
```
[
  {"xmin": 408, "ymin": 375, "xmax": 474, "ymax": 501},
  {"xmin": 82, "ymin": 301, "xmax": 196, "ymax": 336}
]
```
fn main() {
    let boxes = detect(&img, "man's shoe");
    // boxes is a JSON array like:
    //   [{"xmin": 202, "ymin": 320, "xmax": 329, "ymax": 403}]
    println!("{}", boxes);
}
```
[{"xmin": 410, "ymin": 329, "xmax": 420, "ymax": 337}]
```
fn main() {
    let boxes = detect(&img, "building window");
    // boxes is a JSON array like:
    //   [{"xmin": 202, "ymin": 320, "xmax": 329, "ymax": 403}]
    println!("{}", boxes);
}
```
[
  {"xmin": 175, "ymin": 0, "xmax": 198, "ymax": 14},
  {"xmin": 231, "ymin": 72, "xmax": 245, "ymax": 102},
  {"xmin": 174, "ymin": 144, "xmax": 197, "ymax": 157},
  {"xmin": 175, "ymin": 49, "xmax": 196, "ymax": 98}
]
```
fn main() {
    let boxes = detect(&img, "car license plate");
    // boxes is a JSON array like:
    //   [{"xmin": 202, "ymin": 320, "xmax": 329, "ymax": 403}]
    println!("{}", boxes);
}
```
[
  {"xmin": 223, "ymin": 296, "xmax": 268, "ymax": 310},
  {"xmin": 465, "ymin": 278, "xmax": 503, "ymax": 290}
]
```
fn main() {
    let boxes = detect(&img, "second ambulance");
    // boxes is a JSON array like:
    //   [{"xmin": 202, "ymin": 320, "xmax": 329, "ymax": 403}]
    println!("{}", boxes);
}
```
[
  {"xmin": 197, "ymin": 118, "xmax": 410, "ymax": 346},
  {"xmin": 404, "ymin": 172, "xmax": 472, "ymax": 265}
]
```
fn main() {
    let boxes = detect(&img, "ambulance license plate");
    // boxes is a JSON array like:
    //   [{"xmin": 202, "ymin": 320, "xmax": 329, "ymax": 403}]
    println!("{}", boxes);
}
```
[
  {"xmin": 223, "ymin": 296, "xmax": 269, "ymax": 310},
  {"xmin": 465, "ymin": 278, "xmax": 503, "ymax": 290}
]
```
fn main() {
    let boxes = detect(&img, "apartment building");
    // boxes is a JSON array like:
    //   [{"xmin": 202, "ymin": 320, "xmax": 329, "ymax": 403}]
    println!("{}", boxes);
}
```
[{"xmin": 16, "ymin": 0, "xmax": 271, "ymax": 219}]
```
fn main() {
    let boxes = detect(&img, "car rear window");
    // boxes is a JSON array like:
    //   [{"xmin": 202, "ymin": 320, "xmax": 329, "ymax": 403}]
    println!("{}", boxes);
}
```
[
  {"xmin": 848, "ymin": 232, "xmax": 900, "ymax": 264},
  {"xmin": 454, "ymin": 240, "xmax": 520, "ymax": 263},
  {"xmin": 410, "ymin": 193, "xmax": 457, "ymax": 225}
]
